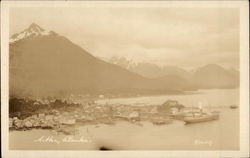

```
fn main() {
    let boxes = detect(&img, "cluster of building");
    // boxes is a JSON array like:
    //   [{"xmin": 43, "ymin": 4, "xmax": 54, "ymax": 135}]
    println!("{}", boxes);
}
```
[{"xmin": 9, "ymin": 99, "xmax": 186, "ymax": 131}]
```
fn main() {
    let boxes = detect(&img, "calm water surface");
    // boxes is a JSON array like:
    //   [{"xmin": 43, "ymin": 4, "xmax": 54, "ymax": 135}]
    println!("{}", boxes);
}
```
[
  {"xmin": 10, "ymin": 89, "xmax": 239, "ymax": 150},
  {"xmin": 96, "ymin": 89, "xmax": 239, "ymax": 107}
]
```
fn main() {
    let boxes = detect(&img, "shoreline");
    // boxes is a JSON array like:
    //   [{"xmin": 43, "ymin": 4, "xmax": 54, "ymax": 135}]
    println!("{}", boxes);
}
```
[
  {"xmin": 9, "ymin": 109, "xmax": 239, "ymax": 150},
  {"xmin": 9, "ymin": 98, "xmax": 174, "ymax": 133},
  {"xmin": 9, "ymin": 89, "xmax": 238, "ymax": 133}
]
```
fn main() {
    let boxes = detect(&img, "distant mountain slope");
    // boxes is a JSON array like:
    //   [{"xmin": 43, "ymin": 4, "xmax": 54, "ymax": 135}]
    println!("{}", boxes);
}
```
[
  {"xmin": 156, "ymin": 75, "xmax": 196, "ymax": 90},
  {"xmin": 10, "ymin": 23, "xmax": 184, "ymax": 97},
  {"xmin": 191, "ymin": 64, "xmax": 239, "ymax": 89},
  {"xmin": 108, "ymin": 56, "xmax": 190, "ymax": 79},
  {"xmin": 107, "ymin": 56, "xmax": 239, "ymax": 89}
]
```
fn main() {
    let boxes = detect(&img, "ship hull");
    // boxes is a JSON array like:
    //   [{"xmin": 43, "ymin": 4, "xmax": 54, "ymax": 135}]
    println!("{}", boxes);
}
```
[{"xmin": 184, "ymin": 114, "xmax": 219, "ymax": 124}]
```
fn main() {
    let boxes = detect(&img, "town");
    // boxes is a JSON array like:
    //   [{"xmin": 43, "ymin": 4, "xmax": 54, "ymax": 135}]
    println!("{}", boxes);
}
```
[{"xmin": 9, "ymin": 97, "xmax": 221, "ymax": 134}]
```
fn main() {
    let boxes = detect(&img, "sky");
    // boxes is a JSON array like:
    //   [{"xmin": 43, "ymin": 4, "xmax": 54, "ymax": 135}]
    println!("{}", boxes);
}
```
[{"xmin": 9, "ymin": 7, "xmax": 239, "ymax": 70}]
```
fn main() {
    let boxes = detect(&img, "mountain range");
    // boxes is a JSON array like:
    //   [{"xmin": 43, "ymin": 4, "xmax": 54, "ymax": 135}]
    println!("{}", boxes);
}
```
[
  {"xmin": 107, "ymin": 56, "xmax": 191, "ymax": 79},
  {"xmin": 105, "ymin": 56, "xmax": 239, "ymax": 89},
  {"xmin": 9, "ymin": 23, "xmax": 239, "ymax": 97},
  {"xmin": 9, "ymin": 23, "xmax": 184, "ymax": 97}
]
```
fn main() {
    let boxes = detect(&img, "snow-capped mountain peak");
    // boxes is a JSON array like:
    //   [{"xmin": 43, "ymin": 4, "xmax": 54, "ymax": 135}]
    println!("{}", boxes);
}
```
[
  {"xmin": 109, "ymin": 56, "xmax": 138, "ymax": 69},
  {"xmin": 10, "ymin": 23, "xmax": 51, "ymax": 44}
]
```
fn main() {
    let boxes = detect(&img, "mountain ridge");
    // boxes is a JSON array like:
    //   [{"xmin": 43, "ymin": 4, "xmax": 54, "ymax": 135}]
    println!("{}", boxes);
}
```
[
  {"xmin": 9, "ymin": 23, "xmax": 185, "ymax": 98},
  {"xmin": 107, "ymin": 56, "xmax": 191, "ymax": 79},
  {"xmin": 106, "ymin": 56, "xmax": 239, "ymax": 89},
  {"xmin": 10, "ymin": 23, "xmax": 239, "ymax": 98}
]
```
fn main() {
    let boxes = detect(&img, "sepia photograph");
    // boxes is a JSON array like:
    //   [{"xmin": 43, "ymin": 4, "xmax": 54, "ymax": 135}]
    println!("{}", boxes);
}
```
[{"xmin": 1, "ymin": 1, "xmax": 249, "ymax": 158}]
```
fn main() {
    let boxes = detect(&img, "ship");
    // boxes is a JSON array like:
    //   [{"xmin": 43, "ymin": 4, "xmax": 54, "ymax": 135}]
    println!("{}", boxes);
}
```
[{"xmin": 184, "ymin": 112, "xmax": 219, "ymax": 124}]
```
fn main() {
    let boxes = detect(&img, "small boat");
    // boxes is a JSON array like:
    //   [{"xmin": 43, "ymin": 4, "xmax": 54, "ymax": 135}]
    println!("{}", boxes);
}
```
[
  {"xmin": 184, "ymin": 112, "xmax": 219, "ymax": 124},
  {"xmin": 230, "ymin": 105, "xmax": 238, "ymax": 109},
  {"xmin": 60, "ymin": 119, "xmax": 76, "ymax": 125},
  {"xmin": 170, "ymin": 112, "xmax": 185, "ymax": 120},
  {"xmin": 151, "ymin": 117, "xmax": 173, "ymax": 125}
]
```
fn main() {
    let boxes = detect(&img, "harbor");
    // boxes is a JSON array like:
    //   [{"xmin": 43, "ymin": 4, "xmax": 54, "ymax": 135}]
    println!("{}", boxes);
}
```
[
  {"xmin": 9, "ymin": 107, "xmax": 239, "ymax": 150},
  {"xmin": 9, "ymin": 97, "xmax": 226, "ymax": 132},
  {"xmin": 9, "ymin": 89, "xmax": 240, "ymax": 150}
]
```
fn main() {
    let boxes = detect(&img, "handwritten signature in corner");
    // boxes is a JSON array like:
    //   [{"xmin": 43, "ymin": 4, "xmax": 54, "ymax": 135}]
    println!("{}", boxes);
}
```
[{"xmin": 194, "ymin": 139, "xmax": 213, "ymax": 146}]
